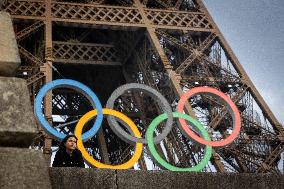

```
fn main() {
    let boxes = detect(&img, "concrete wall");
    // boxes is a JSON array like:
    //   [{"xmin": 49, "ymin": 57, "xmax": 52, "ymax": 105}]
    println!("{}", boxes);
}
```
[{"xmin": 50, "ymin": 168, "xmax": 284, "ymax": 189}]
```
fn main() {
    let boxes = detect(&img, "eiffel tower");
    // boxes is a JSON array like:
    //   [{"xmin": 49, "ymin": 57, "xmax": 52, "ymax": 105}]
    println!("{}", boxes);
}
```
[{"xmin": 1, "ymin": 0, "xmax": 283, "ymax": 173}]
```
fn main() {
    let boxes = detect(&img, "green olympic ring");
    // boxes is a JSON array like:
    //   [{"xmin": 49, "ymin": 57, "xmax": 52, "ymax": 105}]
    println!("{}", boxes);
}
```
[{"xmin": 146, "ymin": 112, "xmax": 212, "ymax": 172}]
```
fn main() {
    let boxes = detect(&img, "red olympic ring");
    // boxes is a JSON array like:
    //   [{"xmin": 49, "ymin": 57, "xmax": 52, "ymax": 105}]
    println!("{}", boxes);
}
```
[{"xmin": 177, "ymin": 86, "xmax": 241, "ymax": 147}]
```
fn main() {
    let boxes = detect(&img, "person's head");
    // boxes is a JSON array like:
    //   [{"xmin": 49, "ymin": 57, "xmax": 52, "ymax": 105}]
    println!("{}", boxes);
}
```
[{"xmin": 59, "ymin": 135, "xmax": 78, "ymax": 152}]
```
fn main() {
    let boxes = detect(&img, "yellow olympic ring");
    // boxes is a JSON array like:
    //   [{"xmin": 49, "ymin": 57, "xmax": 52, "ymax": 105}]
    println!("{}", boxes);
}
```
[{"xmin": 75, "ymin": 108, "xmax": 143, "ymax": 169}]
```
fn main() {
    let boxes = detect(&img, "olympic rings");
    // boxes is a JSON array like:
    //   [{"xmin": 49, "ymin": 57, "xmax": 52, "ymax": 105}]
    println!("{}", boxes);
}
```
[
  {"xmin": 106, "ymin": 83, "xmax": 174, "ymax": 144},
  {"xmin": 177, "ymin": 87, "xmax": 241, "ymax": 147},
  {"xmin": 34, "ymin": 79, "xmax": 242, "ymax": 171},
  {"xmin": 75, "ymin": 108, "xmax": 143, "ymax": 169},
  {"xmin": 34, "ymin": 79, "xmax": 103, "ymax": 141},
  {"xmin": 146, "ymin": 112, "xmax": 212, "ymax": 172}
]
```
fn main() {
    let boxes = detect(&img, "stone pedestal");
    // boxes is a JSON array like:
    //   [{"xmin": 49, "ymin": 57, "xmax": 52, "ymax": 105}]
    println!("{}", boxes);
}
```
[
  {"xmin": 0, "ymin": 148, "xmax": 52, "ymax": 189},
  {"xmin": 0, "ymin": 11, "xmax": 52, "ymax": 189},
  {"xmin": 0, "ymin": 12, "xmax": 20, "ymax": 76},
  {"xmin": 0, "ymin": 77, "xmax": 37, "ymax": 147}
]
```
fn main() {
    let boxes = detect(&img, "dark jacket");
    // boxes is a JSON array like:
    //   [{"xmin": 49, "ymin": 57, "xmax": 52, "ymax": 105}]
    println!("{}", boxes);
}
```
[{"xmin": 52, "ymin": 149, "xmax": 85, "ymax": 168}]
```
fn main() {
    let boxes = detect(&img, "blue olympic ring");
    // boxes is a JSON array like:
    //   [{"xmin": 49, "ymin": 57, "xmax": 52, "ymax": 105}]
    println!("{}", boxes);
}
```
[{"xmin": 34, "ymin": 79, "xmax": 103, "ymax": 141}]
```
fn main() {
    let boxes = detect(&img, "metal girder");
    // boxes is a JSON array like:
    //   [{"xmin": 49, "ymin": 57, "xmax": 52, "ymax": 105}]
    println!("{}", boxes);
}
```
[
  {"xmin": 52, "ymin": 41, "xmax": 121, "ymax": 65},
  {"xmin": 144, "ymin": 8, "xmax": 212, "ymax": 31},
  {"xmin": 218, "ymin": 147, "xmax": 263, "ymax": 172},
  {"xmin": 41, "ymin": 0, "xmax": 53, "ymax": 159},
  {"xmin": 18, "ymin": 45, "xmax": 44, "ymax": 66},
  {"xmin": 257, "ymin": 142, "xmax": 284, "ymax": 173},
  {"xmin": 52, "ymin": 91, "xmax": 92, "ymax": 116},
  {"xmin": 16, "ymin": 21, "xmax": 44, "ymax": 41},
  {"xmin": 156, "ymin": 30, "xmax": 217, "ymax": 75},
  {"xmin": 142, "ymin": 0, "xmax": 186, "ymax": 10},
  {"xmin": 180, "ymin": 77, "xmax": 241, "ymax": 85},
  {"xmin": 121, "ymin": 33, "xmax": 144, "ymax": 64},
  {"xmin": 175, "ymin": 32, "xmax": 217, "ymax": 73},
  {"xmin": 16, "ymin": 66, "xmax": 34, "ymax": 77},
  {"xmin": 1, "ymin": 0, "xmax": 213, "ymax": 32},
  {"xmin": 51, "ymin": 2, "xmax": 143, "ymax": 25},
  {"xmin": 241, "ymin": 115, "xmax": 277, "ymax": 136},
  {"xmin": 153, "ymin": 0, "xmax": 173, "ymax": 8},
  {"xmin": 1, "ymin": 0, "xmax": 45, "ymax": 19},
  {"xmin": 208, "ymin": 85, "xmax": 249, "ymax": 130},
  {"xmin": 155, "ymin": 30, "xmax": 194, "ymax": 52},
  {"xmin": 174, "ymin": 0, "xmax": 183, "ymax": 10},
  {"xmin": 181, "ymin": 55, "xmax": 244, "ymax": 85},
  {"xmin": 89, "ymin": 0, "xmax": 107, "ymax": 4},
  {"xmin": 115, "ymin": 0, "xmax": 133, "ymax": 6},
  {"xmin": 26, "ymin": 72, "xmax": 45, "ymax": 86},
  {"xmin": 142, "ymin": 0, "xmax": 149, "ymax": 5}
]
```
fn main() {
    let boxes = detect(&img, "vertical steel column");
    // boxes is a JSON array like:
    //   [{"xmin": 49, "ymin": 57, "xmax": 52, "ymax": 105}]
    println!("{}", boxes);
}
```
[
  {"xmin": 97, "ymin": 130, "xmax": 111, "ymax": 164},
  {"xmin": 40, "ymin": 0, "xmax": 53, "ymax": 163}
]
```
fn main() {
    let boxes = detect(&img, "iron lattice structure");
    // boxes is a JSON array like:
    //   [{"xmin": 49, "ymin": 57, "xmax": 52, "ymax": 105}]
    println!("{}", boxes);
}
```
[{"xmin": 2, "ymin": 0, "xmax": 283, "ymax": 173}]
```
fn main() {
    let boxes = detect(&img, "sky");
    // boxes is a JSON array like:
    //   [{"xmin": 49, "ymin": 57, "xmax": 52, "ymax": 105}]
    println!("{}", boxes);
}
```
[{"xmin": 203, "ymin": 0, "xmax": 284, "ymax": 125}]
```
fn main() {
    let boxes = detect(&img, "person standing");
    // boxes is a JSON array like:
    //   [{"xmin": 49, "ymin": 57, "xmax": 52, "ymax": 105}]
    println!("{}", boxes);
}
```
[{"xmin": 52, "ymin": 135, "xmax": 85, "ymax": 168}]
